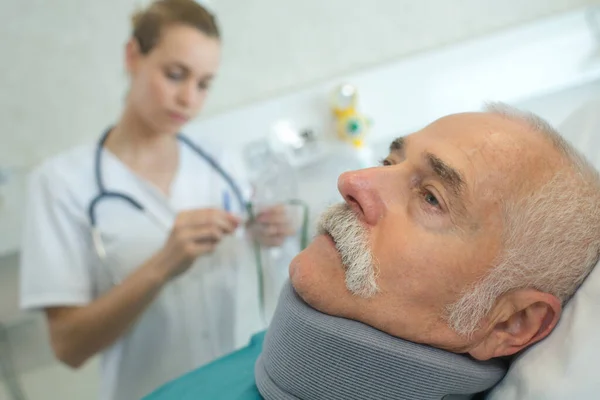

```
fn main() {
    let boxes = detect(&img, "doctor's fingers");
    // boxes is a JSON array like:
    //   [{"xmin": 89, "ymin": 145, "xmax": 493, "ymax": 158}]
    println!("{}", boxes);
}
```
[
  {"xmin": 182, "ymin": 226, "xmax": 227, "ymax": 244},
  {"xmin": 256, "ymin": 211, "xmax": 290, "ymax": 225},
  {"xmin": 178, "ymin": 209, "xmax": 240, "ymax": 233},
  {"xmin": 256, "ymin": 205, "xmax": 287, "ymax": 222},
  {"xmin": 184, "ymin": 241, "xmax": 218, "ymax": 258},
  {"xmin": 258, "ymin": 223, "xmax": 296, "ymax": 238}
]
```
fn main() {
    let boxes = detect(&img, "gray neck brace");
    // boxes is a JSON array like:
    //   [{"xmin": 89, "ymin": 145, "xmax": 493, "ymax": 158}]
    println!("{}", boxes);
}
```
[{"xmin": 255, "ymin": 282, "xmax": 507, "ymax": 400}]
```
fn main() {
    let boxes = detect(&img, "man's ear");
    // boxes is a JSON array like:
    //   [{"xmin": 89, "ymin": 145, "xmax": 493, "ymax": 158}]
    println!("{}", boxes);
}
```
[{"xmin": 468, "ymin": 289, "xmax": 561, "ymax": 360}]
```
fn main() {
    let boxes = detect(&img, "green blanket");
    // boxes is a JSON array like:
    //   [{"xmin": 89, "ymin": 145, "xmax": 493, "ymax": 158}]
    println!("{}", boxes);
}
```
[{"xmin": 144, "ymin": 332, "xmax": 266, "ymax": 400}]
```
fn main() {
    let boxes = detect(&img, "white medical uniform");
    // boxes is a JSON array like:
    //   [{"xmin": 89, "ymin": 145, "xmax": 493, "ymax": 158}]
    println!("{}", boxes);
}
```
[{"xmin": 20, "ymin": 133, "xmax": 260, "ymax": 400}]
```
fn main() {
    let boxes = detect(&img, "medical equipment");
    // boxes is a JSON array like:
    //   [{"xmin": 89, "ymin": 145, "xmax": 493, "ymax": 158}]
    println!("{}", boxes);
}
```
[
  {"xmin": 243, "ymin": 139, "xmax": 310, "ymax": 323},
  {"xmin": 330, "ymin": 84, "xmax": 376, "ymax": 169},
  {"xmin": 144, "ymin": 281, "xmax": 507, "ymax": 400},
  {"xmin": 269, "ymin": 121, "xmax": 327, "ymax": 169},
  {"xmin": 330, "ymin": 84, "xmax": 372, "ymax": 148},
  {"xmin": 89, "ymin": 128, "xmax": 248, "ymax": 261},
  {"xmin": 222, "ymin": 191, "xmax": 231, "ymax": 213},
  {"xmin": 89, "ymin": 127, "xmax": 309, "ymax": 324},
  {"xmin": 255, "ymin": 282, "xmax": 507, "ymax": 400}
]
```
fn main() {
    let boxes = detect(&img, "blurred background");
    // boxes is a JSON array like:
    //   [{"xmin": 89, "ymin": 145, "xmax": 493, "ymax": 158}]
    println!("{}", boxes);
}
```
[{"xmin": 2, "ymin": 0, "xmax": 600, "ymax": 398}]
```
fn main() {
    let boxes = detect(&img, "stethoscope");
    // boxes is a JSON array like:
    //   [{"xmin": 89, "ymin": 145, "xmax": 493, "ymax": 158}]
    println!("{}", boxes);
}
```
[
  {"xmin": 88, "ymin": 127, "xmax": 248, "ymax": 262},
  {"xmin": 87, "ymin": 127, "xmax": 255, "ymax": 358},
  {"xmin": 88, "ymin": 127, "xmax": 310, "ymax": 327}
]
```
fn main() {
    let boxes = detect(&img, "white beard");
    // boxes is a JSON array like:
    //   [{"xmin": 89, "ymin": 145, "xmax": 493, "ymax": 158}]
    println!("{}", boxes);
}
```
[{"xmin": 317, "ymin": 203, "xmax": 379, "ymax": 297}]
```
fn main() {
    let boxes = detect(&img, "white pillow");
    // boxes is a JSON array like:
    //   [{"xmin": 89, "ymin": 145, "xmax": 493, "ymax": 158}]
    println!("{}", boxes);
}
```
[{"xmin": 488, "ymin": 99, "xmax": 600, "ymax": 399}]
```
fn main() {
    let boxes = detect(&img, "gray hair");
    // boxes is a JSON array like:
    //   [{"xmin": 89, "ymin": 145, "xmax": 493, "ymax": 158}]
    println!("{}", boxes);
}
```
[{"xmin": 446, "ymin": 102, "xmax": 600, "ymax": 336}]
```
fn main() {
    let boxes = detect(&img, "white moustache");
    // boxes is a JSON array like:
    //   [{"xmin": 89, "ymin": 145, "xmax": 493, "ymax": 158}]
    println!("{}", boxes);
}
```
[{"xmin": 317, "ymin": 203, "xmax": 379, "ymax": 298}]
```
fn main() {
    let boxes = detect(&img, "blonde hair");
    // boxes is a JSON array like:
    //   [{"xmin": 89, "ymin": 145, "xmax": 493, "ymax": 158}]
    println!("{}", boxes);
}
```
[{"xmin": 131, "ymin": 0, "xmax": 220, "ymax": 55}]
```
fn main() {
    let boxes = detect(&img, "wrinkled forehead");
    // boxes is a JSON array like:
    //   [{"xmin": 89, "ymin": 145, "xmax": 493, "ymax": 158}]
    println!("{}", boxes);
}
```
[
  {"xmin": 414, "ymin": 113, "xmax": 561, "ymax": 190},
  {"xmin": 422, "ymin": 113, "xmax": 531, "ymax": 158}
]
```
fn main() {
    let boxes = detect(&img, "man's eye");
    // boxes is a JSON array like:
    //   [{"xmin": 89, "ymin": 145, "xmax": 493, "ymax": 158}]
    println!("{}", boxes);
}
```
[
  {"xmin": 424, "ymin": 191, "xmax": 440, "ymax": 207},
  {"xmin": 198, "ymin": 81, "xmax": 211, "ymax": 91}
]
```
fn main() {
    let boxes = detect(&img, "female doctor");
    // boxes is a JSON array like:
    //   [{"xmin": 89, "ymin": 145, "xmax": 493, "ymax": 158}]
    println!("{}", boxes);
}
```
[{"xmin": 19, "ymin": 1, "xmax": 292, "ymax": 399}]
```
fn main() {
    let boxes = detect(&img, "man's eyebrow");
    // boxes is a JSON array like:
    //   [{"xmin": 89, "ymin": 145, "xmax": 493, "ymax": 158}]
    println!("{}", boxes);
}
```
[
  {"xmin": 389, "ymin": 137, "xmax": 405, "ymax": 154},
  {"xmin": 388, "ymin": 136, "xmax": 466, "ymax": 197},
  {"xmin": 426, "ymin": 153, "xmax": 465, "ymax": 198},
  {"xmin": 387, "ymin": 136, "xmax": 471, "ymax": 225}
]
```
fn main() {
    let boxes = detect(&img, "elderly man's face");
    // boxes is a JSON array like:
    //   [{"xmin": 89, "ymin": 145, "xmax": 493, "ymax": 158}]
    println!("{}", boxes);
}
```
[{"xmin": 290, "ymin": 112, "xmax": 562, "ymax": 360}]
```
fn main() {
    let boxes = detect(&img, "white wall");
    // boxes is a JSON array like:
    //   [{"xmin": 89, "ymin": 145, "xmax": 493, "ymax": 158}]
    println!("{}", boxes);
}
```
[{"xmin": 1, "ymin": 0, "xmax": 600, "ymax": 169}]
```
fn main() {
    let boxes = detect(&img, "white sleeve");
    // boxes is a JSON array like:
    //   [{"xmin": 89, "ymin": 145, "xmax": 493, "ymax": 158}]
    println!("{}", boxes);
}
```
[{"xmin": 20, "ymin": 166, "xmax": 93, "ymax": 310}]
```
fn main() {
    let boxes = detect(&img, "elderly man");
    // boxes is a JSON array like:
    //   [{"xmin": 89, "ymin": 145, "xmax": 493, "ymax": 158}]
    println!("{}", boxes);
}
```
[{"xmin": 145, "ymin": 103, "xmax": 600, "ymax": 400}]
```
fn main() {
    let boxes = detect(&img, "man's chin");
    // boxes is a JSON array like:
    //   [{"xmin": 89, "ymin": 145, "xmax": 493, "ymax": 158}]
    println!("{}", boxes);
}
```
[{"xmin": 288, "ymin": 234, "xmax": 347, "ymax": 310}]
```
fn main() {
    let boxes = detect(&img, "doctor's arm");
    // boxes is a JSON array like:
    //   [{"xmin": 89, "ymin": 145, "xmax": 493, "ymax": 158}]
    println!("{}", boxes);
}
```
[
  {"xmin": 45, "ymin": 251, "xmax": 174, "ymax": 368},
  {"xmin": 43, "ymin": 209, "xmax": 239, "ymax": 368}
]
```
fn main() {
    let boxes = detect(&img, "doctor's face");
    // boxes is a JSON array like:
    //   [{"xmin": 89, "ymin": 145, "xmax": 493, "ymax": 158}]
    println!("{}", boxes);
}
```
[
  {"xmin": 290, "ymin": 112, "xmax": 561, "ymax": 358},
  {"xmin": 127, "ymin": 24, "xmax": 221, "ymax": 134}
]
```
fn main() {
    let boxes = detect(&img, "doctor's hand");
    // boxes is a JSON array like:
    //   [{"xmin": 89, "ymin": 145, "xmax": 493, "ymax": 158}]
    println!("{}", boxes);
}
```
[
  {"xmin": 250, "ymin": 205, "xmax": 296, "ymax": 247},
  {"xmin": 157, "ymin": 209, "xmax": 241, "ymax": 279}
]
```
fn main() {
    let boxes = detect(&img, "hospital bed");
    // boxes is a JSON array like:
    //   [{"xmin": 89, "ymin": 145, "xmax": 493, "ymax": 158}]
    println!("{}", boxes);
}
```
[{"xmin": 144, "ymin": 99, "xmax": 600, "ymax": 400}]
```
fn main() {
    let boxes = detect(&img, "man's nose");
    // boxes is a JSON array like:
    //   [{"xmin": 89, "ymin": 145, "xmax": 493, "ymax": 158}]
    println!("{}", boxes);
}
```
[{"xmin": 337, "ymin": 168, "xmax": 385, "ymax": 226}]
